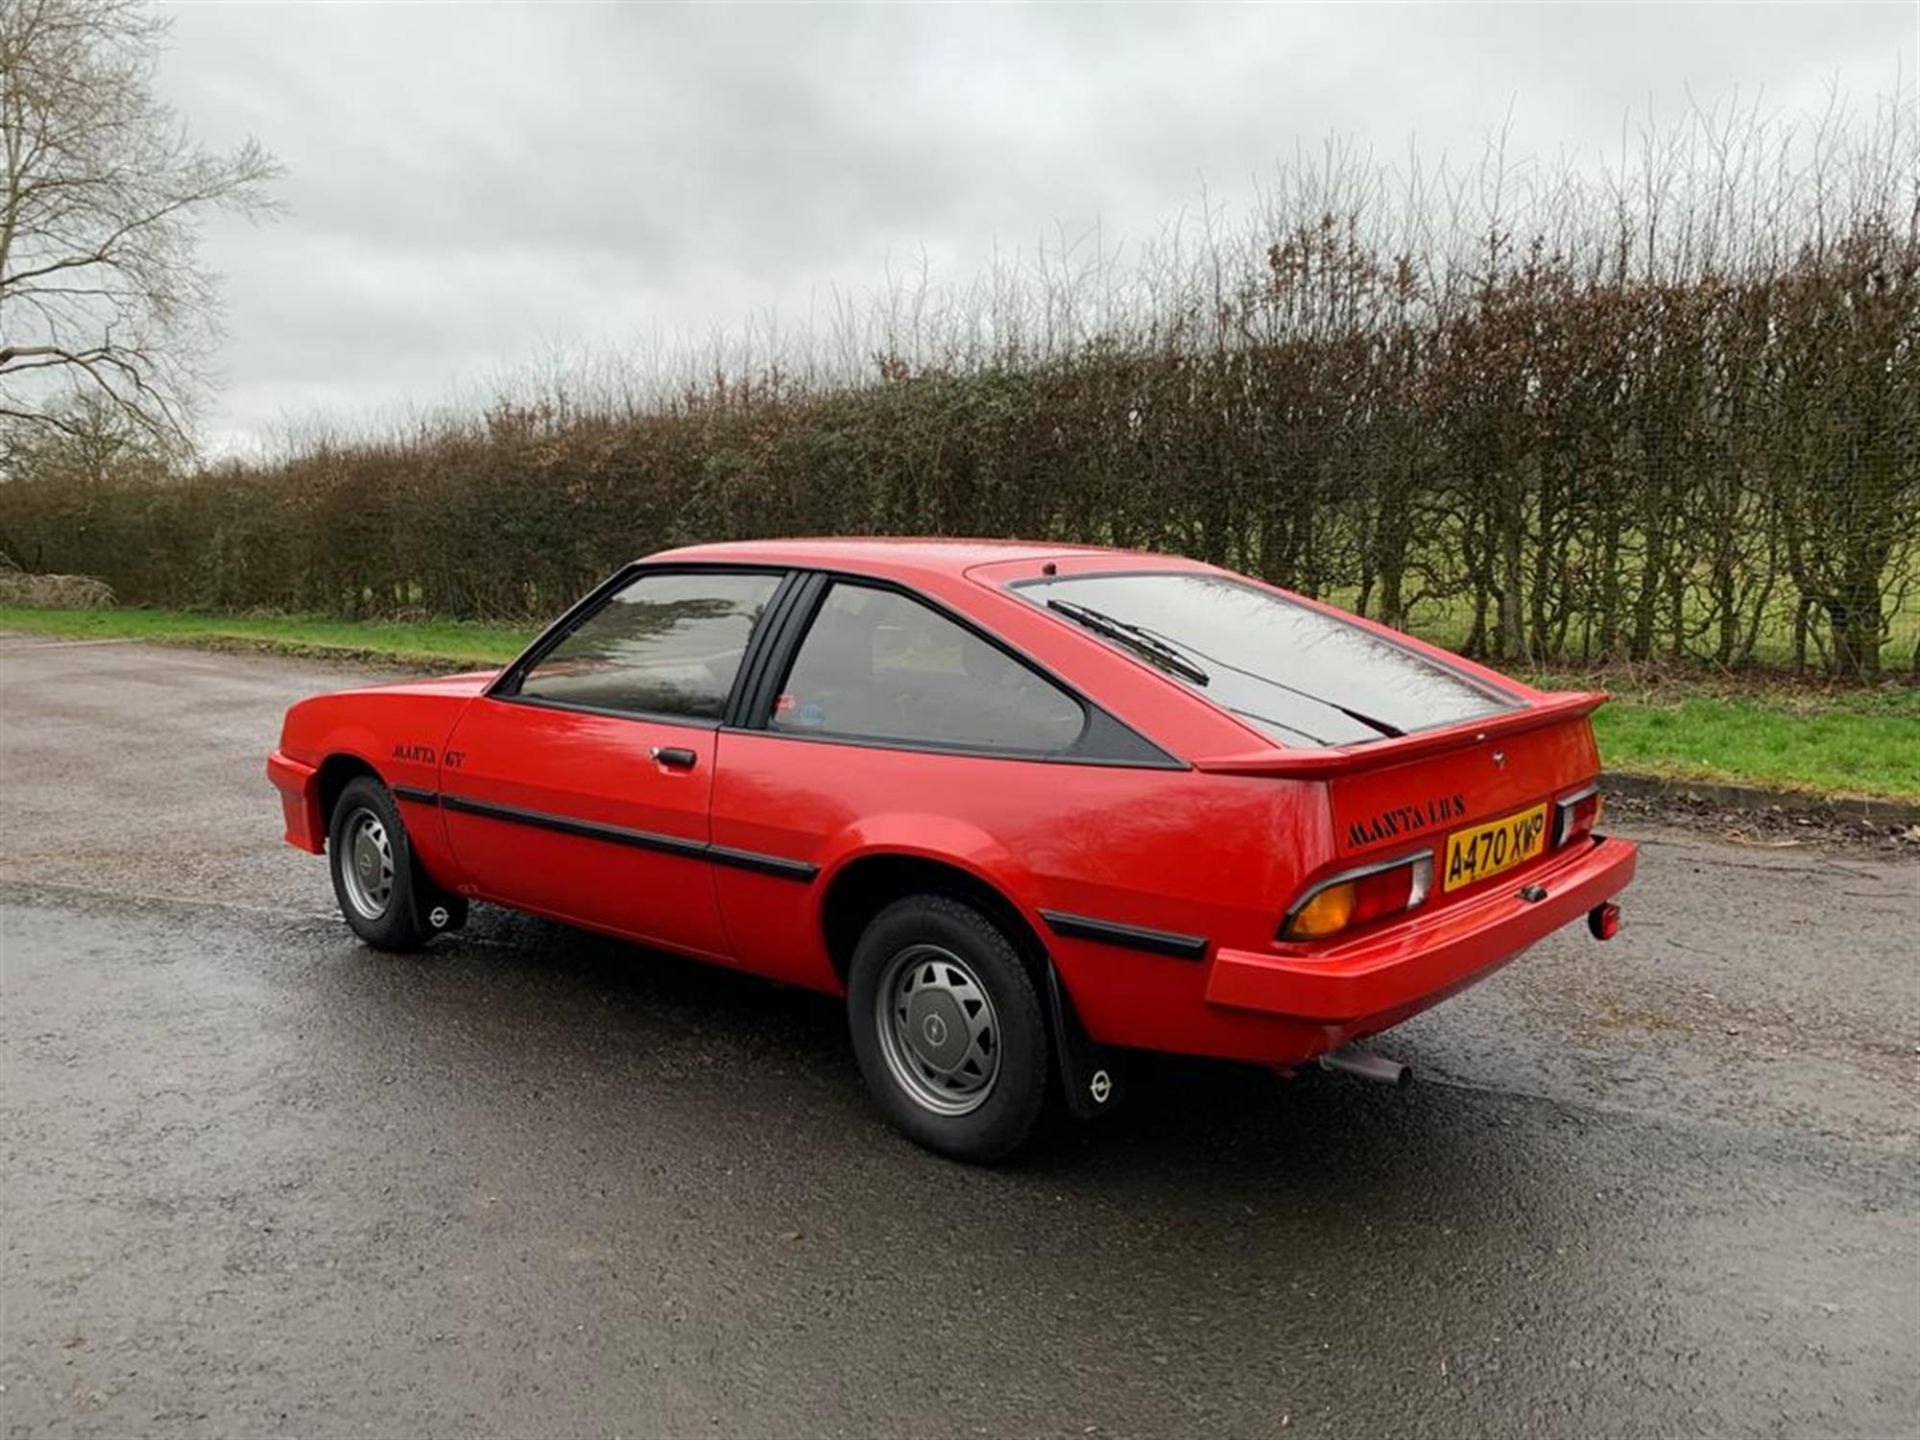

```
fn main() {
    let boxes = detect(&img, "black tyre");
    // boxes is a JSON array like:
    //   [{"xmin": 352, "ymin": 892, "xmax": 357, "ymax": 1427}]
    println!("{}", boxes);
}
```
[
  {"xmin": 328, "ymin": 776, "xmax": 428, "ymax": 951},
  {"xmin": 846, "ymin": 894, "xmax": 1050, "ymax": 1163}
]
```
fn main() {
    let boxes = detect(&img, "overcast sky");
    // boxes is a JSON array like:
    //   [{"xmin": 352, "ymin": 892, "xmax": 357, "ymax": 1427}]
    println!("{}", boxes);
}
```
[{"xmin": 155, "ymin": 2, "xmax": 1912, "ymax": 454}]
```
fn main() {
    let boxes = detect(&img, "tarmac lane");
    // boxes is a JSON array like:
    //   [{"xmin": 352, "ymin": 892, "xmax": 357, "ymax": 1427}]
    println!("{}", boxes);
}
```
[{"xmin": 1, "ymin": 635, "xmax": 1915, "ymax": 1437}]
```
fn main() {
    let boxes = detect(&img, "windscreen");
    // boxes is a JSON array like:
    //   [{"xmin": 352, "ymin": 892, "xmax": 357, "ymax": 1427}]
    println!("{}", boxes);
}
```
[{"xmin": 1017, "ymin": 572, "xmax": 1515, "ymax": 747}]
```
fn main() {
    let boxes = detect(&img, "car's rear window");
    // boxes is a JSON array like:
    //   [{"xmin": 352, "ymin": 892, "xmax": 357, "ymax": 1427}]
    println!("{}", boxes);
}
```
[{"xmin": 1015, "ymin": 572, "xmax": 1516, "ymax": 747}]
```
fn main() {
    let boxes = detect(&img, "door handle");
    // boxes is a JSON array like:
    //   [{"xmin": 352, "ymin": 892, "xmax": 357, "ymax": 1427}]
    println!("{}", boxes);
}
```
[{"xmin": 650, "ymin": 745, "xmax": 698, "ymax": 770}]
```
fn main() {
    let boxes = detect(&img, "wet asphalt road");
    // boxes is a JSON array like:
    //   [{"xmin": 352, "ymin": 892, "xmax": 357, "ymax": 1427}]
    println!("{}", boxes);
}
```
[{"xmin": 1, "ymin": 635, "xmax": 1915, "ymax": 1439}]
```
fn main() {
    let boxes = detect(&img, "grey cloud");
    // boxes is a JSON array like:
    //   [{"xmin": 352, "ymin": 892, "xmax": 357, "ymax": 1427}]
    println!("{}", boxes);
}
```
[{"xmin": 154, "ymin": 1, "xmax": 1914, "ymax": 452}]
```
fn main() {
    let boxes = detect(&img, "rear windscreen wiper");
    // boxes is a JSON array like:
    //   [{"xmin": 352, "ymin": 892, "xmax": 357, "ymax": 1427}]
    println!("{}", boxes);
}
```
[
  {"xmin": 1122, "ymin": 620, "xmax": 1405, "ymax": 740},
  {"xmin": 1046, "ymin": 599, "xmax": 1211, "ymax": 687}
]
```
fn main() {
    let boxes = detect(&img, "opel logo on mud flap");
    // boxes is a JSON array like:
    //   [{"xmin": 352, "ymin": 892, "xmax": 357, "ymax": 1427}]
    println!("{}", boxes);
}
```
[
  {"xmin": 922, "ymin": 1013, "xmax": 948, "ymax": 1047},
  {"xmin": 1089, "ymin": 1070, "xmax": 1113, "ymax": 1104}
]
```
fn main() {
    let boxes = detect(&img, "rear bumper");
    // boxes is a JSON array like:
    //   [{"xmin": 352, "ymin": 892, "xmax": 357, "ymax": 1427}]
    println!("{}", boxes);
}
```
[
  {"xmin": 1205, "ymin": 834, "xmax": 1637, "ymax": 1024},
  {"xmin": 266, "ymin": 750, "xmax": 325, "ymax": 853}
]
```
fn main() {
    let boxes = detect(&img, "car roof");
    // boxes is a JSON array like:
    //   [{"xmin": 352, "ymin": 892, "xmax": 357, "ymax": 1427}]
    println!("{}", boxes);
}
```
[{"xmin": 644, "ymin": 536, "xmax": 1156, "ymax": 580}]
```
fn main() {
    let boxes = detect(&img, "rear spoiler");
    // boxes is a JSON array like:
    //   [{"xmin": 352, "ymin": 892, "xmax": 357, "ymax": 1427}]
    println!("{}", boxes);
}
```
[{"xmin": 1190, "ymin": 691, "xmax": 1607, "ymax": 778}]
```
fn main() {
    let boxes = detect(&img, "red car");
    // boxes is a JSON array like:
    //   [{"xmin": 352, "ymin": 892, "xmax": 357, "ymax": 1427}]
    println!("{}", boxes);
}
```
[{"xmin": 268, "ymin": 539, "xmax": 1635, "ymax": 1161}]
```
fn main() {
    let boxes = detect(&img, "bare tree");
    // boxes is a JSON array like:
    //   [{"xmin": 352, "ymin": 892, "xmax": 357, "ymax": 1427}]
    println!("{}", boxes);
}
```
[{"xmin": 0, "ymin": 0, "xmax": 279, "ymax": 448}]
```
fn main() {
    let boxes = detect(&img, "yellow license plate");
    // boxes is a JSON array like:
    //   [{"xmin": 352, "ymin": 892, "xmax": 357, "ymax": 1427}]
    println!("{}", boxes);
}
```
[{"xmin": 1443, "ymin": 804, "xmax": 1548, "ymax": 892}]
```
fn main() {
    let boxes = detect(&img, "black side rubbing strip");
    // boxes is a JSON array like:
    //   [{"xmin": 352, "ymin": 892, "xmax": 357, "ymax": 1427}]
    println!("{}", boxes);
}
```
[
  {"xmin": 1038, "ymin": 910, "xmax": 1209, "ymax": 961},
  {"xmin": 707, "ymin": 844, "xmax": 820, "ymax": 881},
  {"xmin": 430, "ymin": 791, "xmax": 818, "ymax": 882},
  {"xmin": 440, "ymin": 793, "xmax": 706, "ymax": 859},
  {"xmin": 391, "ymin": 785, "xmax": 439, "ymax": 806}
]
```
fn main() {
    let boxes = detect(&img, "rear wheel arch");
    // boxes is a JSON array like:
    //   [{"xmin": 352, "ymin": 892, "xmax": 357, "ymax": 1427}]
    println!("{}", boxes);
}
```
[
  {"xmin": 820, "ymin": 852, "xmax": 1048, "ymax": 987},
  {"xmin": 819, "ymin": 852, "xmax": 1132, "ymax": 1132}
]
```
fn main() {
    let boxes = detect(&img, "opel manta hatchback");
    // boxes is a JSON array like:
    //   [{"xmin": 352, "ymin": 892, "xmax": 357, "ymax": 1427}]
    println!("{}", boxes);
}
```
[{"xmin": 268, "ymin": 539, "xmax": 1635, "ymax": 1161}]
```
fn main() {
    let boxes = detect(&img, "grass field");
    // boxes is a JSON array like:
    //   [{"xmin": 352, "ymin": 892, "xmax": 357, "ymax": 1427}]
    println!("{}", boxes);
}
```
[
  {"xmin": 3, "ymin": 606, "xmax": 1914, "ymax": 801},
  {"xmin": 1529, "ymin": 675, "xmax": 1919, "ymax": 803},
  {"xmin": 0, "ymin": 606, "xmax": 531, "ymax": 668}
]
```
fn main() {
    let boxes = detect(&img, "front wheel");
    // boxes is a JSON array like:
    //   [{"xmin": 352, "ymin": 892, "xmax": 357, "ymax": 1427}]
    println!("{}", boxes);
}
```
[
  {"xmin": 846, "ymin": 894, "xmax": 1050, "ymax": 1163},
  {"xmin": 328, "ymin": 776, "xmax": 428, "ymax": 951}
]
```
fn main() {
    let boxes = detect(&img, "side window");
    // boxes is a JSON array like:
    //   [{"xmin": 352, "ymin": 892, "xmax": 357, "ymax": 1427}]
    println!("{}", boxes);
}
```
[
  {"xmin": 769, "ymin": 582, "xmax": 1085, "ymax": 753},
  {"xmin": 517, "ymin": 570, "xmax": 780, "ymax": 720}
]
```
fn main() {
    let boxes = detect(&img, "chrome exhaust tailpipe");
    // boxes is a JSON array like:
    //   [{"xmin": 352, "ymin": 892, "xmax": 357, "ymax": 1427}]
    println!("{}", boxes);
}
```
[{"xmin": 1320, "ymin": 1049, "xmax": 1412, "ymax": 1086}]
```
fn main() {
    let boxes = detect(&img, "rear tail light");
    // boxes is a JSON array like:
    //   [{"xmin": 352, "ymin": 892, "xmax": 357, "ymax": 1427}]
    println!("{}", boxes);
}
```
[
  {"xmin": 1280, "ymin": 851, "xmax": 1433, "ymax": 941},
  {"xmin": 1554, "ymin": 786, "xmax": 1604, "ymax": 848}
]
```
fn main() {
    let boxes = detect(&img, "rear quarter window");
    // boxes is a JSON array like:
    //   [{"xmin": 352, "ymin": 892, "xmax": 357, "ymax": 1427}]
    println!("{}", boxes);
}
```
[{"xmin": 771, "ymin": 582, "xmax": 1086, "ymax": 753}]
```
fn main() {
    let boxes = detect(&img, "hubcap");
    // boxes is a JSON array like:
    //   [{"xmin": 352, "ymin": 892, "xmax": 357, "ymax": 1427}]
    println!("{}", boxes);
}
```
[
  {"xmin": 874, "ymin": 944, "xmax": 1000, "ymax": 1117},
  {"xmin": 339, "ymin": 807, "xmax": 395, "ymax": 920}
]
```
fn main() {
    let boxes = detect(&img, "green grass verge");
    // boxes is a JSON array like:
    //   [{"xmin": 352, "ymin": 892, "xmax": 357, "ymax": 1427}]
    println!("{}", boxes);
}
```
[
  {"xmin": 3, "ymin": 606, "xmax": 1914, "ymax": 801},
  {"xmin": 1563, "ymin": 681, "xmax": 1918, "ymax": 803},
  {"xmin": 0, "ymin": 606, "xmax": 532, "ymax": 668}
]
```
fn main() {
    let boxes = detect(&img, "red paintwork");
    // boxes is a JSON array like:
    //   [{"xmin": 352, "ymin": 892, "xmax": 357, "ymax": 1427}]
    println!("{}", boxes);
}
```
[
  {"xmin": 437, "ymin": 698, "xmax": 731, "ymax": 960},
  {"xmin": 267, "ymin": 538, "xmax": 1636, "ymax": 1068}
]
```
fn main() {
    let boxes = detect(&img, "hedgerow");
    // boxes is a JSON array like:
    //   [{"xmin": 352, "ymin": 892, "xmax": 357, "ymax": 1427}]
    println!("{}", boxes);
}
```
[{"xmin": 2, "ymin": 94, "xmax": 1914, "ymax": 676}]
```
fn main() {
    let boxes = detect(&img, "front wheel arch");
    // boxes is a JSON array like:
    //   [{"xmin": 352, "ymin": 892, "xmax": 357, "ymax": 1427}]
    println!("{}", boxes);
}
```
[
  {"xmin": 316, "ymin": 752, "xmax": 384, "ymax": 836},
  {"xmin": 327, "ymin": 774, "xmax": 428, "ymax": 951},
  {"xmin": 320, "ymin": 765, "xmax": 466, "ymax": 944}
]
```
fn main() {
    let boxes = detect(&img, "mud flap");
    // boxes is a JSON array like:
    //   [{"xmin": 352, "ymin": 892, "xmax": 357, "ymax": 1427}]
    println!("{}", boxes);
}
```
[
  {"xmin": 407, "ymin": 860, "xmax": 468, "ymax": 937},
  {"xmin": 1046, "ymin": 963, "xmax": 1126, "ymax": 1121}
]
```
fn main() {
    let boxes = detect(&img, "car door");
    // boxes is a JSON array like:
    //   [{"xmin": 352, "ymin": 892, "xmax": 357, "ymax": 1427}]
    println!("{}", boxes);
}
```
[
  {"xmin": 708, "ymin": 576, "xmax": 1096, "ymax": 990},
  {"xmin": 438, "ymin": 566, "xmax": 787, "ymax": 960}
]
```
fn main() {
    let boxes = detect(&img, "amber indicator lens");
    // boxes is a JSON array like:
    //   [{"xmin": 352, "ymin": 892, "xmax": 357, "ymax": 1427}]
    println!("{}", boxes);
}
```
[
  {"xmin": 1281, "ymin": 854, "xmax": 1432, "ymax": 941},
  {"xmin": 1286, "ymin": 882, "xmax": 1357, "ymax": 938}
]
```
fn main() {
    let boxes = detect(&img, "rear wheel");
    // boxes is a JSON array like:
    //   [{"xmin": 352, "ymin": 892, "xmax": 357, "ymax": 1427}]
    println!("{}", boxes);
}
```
[
  {"xmin": 328, "ymin": 776, "xmax": 427, "ymax": 951},
  {"xmin": 847, "ymin": 894, "xmax": 1049, "ymax": 1163}
]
